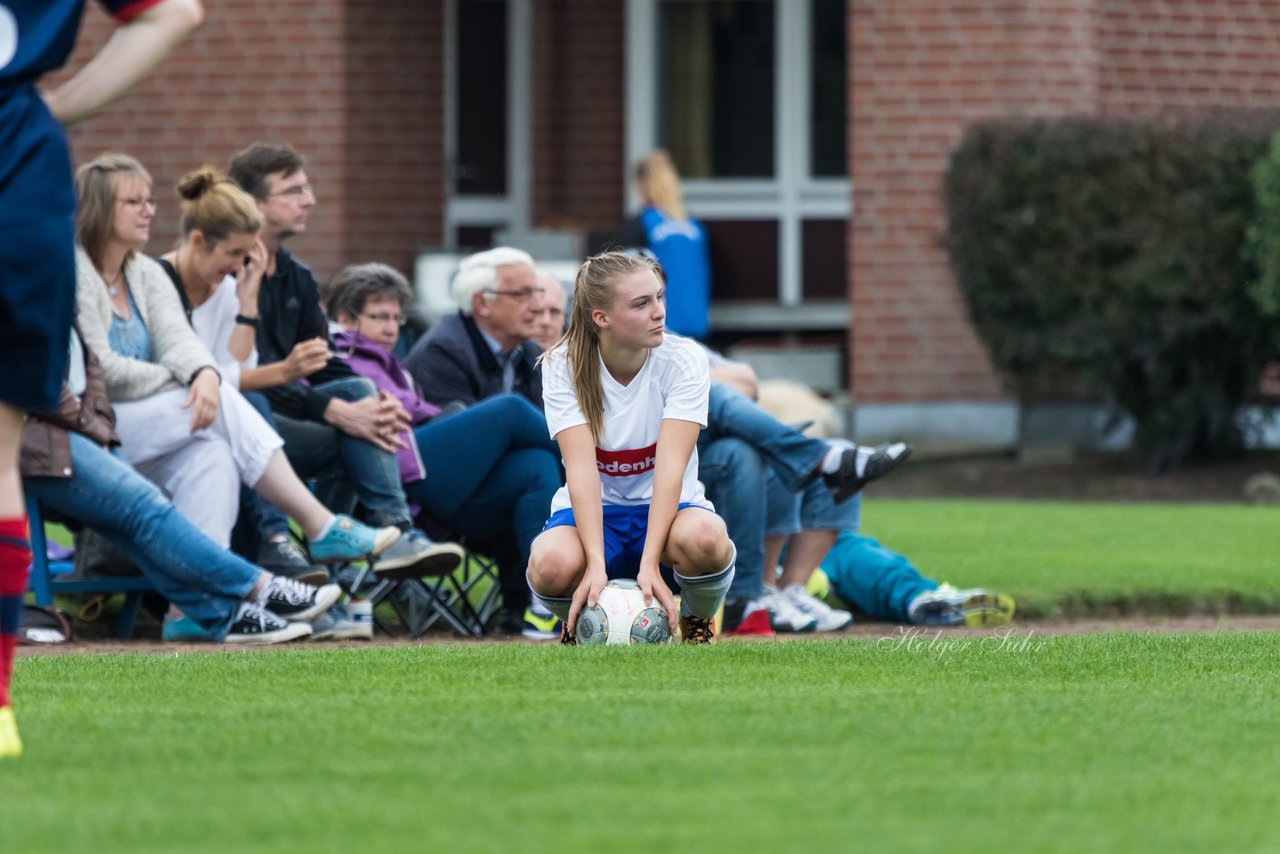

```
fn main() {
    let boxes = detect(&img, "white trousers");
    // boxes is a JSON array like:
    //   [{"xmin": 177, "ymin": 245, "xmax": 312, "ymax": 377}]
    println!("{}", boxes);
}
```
[{"xmin": 113, "ymin": 385, "xmax": 284, "ymax": 548}]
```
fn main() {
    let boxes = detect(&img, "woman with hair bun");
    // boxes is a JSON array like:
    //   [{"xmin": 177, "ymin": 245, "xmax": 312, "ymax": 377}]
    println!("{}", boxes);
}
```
[{"xmin": 72, "ymin": 154, "xmax": 401, "ymax": 590}]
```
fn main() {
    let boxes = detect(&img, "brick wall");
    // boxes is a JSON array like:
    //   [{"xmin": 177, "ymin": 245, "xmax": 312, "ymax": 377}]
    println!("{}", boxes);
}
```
[
  {"xmin": 531, "ymin": 0, "xmax": 626, "ymax": 234},
  {"xmin": 56, "ymin": 0, "xmax": 443, "ymax": 283},
  {"xmin": 850, "ymin": 0, "xmax": 1280, "ymax": 405}
]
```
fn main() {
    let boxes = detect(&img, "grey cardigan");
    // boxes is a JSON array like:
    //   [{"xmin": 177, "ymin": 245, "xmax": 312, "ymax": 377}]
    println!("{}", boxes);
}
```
[{"xmin": 75, "ymin": 247, "xmax": 218, "ymax": 402}]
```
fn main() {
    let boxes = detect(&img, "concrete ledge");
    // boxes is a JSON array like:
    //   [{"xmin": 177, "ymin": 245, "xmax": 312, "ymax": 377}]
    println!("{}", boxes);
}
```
[{"xmin": 847, "ymin": 402, "xmax": 1019, "ymax": 448}]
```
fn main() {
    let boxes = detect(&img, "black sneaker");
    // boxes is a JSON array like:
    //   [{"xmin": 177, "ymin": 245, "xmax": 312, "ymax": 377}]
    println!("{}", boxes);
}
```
[
  {"xmin": 493, "ymin": 606, "xmax": 525, "ymax": 637},
  {"xmin": 679, "ymin": 614, "xmax": 716, "ymax": 645},
  {"xmin": 226, "ymin": 603, "xmax": 312, "ymax": 644},
  {"xmin": 824, "ymin": 442, "xmax": 912, "ymax": 503},
  {"xmin": 257, "ymin": 537, "xmax": 330, "ymax": 586},
  {"xmin": 259, "ymin": 576, "xmax": 342, "ymax": 622}
]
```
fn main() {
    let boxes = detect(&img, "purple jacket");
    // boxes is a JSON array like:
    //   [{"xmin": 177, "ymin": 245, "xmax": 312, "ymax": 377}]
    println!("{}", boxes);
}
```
[{"xmin": 333, "ymin": 330, "xmax": 439, "ymax": 484}]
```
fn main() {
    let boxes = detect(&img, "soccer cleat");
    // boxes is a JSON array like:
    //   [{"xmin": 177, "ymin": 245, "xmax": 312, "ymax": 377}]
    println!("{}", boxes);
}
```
[
  {"xmin": 725, "ymin": 606, "xmax": 774, "ymax": 639},
  {"xmin": 760, "ymin": 586, "xmax": 817, "ymax": 633},
  {"xmin": 907, "ymin": 584, "xmax": 1016, "ymax": 628},
  {"xmin": 307, "ymin": 516, "xmax": 401, "ymax": 564},
  {"xmin": 824, "ymin": 442, "xmax": 912, "ymax": 503},
  {"xmin": 783, "ymin": 584, "xmax": 853, "ymax": 632},
  {"xmin": 679, "ymin": 614, "xmax": 716, "ymax": 644},
  {"xmin": 371, "ymin": 530, "xmax": 466, "ymax": 579},
  {"xmin": 310, "ymin": 604, "xmax": 373, "ymax": 641},
  {"xmin": 258, "ymin": 576, "xmax": 342, "ymax": 623},
  {"xmin": 161, "ymin": 614, "xmax": 214, "ymax": 642},
  {"xmin": 0, "ymin": 706, "xmax": 21, "ymax": 759},
  {"xmin": 559, "ymin": 622, "xmax": 577, "ymax": 645},
  {"xmin": 225, "ymin": 603, "xmax": 313, "ymax": 644},
  {"xmin": 521, "ymin": 606, "xmax": 561, "ymax": 641},
  {"xmin": 256, "ymin": 537, "xmax": 330, "ymax": 585}
]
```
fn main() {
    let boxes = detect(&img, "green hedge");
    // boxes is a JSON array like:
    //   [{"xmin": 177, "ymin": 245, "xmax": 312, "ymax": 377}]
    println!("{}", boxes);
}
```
[{"xmin": 944, "ymin": 115, "xmax": 1280, "ymax": 471}]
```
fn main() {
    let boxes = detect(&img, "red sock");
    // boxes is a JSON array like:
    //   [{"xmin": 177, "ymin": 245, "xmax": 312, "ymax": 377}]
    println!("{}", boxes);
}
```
[{"xmin": 0, "ymin": 516, "xmax": 31, "ymax": 710}]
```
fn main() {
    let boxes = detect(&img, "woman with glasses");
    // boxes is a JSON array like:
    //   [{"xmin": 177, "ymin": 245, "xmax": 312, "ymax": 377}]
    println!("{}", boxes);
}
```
[
  {"xmin": 72, "ymin": 154, "xmax": 401, "ymax": 576},
  {"xmin": 322, "ymin": 263, "xmax": 562, "ymax": 636}
]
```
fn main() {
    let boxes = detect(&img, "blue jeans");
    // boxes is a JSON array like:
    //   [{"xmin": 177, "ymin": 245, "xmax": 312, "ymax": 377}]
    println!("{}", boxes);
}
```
[
  {"xmin": 23, "ymin": 433, "xmax": 260, "ymax": 640},
  {"xmin": 766, "ymin": 474, "xmax": 862, "ymax": 537},
  {"xmin": 703, "ymin": 383, "xmax": 828, "ymax": 491},
  {"xmin": 405, "ymin": 395, "xmax": 559, "ymax": 611},
  {"xmin": 271, "ymin": 377, "xmax": 412, "ymax": 528},
  {"xmin": 233, "ymin": 392, "xmax": 291, "ymax": 556},
  {"xmin": 698, "ymin": 437, "xmax": 767, "ymax": 601},
  {"xmin": 819, "ymin": 530, "xmax": 937, "ymax": 623}
]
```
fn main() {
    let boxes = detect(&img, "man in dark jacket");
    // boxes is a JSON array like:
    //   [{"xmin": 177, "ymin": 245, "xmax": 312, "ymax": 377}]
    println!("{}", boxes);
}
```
[
  {"xmin": 404, "ymin": 247, "xmax": 544, "ymax": 410},
  {"xmin": 227, "ymin": 143, "xmax": 462, "ymax": 577}
]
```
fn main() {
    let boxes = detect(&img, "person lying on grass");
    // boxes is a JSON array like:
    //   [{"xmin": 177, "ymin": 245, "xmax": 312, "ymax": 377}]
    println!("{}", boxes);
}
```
[{"xmin": 526, "ymin": 252, "xmax": 736, "ymax": 644}]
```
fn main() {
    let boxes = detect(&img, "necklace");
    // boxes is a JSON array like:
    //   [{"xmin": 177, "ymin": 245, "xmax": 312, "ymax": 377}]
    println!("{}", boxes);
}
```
[{"xmin": 102, "ymin": 270, "xmax": 124, "ymax": 298}]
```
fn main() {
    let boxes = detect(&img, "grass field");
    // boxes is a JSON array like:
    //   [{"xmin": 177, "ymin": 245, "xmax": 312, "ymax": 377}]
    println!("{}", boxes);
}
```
[
  {"xmin": 3, "ymin": 635, "xmax": 1280, "ymax": 853},
  {"xmin": 861, "ymin": 499, "xmax": 1277, "ymax": 617}
]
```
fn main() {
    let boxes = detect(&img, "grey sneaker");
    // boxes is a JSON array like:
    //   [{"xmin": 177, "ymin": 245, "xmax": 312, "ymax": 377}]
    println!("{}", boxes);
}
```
[
  {"xmin": 372, "ymin": 529, "xmax": 466, "ymax": 579},
  {"xmin": 310, "ymin": 604, "xmax": 373, "ymax": 641},
  {"xmin": 256, "ymin": 537, "xmax": 330, "ymax": 585},
  {"xmin": 258, "ymin": 576, "xmax": 342, "ymax": 623},
  {"xmin": 226, "ymin": 603, "xmax": 313, "ymax": 644}
]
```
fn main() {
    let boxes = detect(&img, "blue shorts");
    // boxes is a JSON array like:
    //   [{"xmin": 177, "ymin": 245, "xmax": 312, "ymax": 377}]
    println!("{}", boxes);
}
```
[{"xmin": 542, "ymin": 502, "xmax": 714, "ymax": 580}]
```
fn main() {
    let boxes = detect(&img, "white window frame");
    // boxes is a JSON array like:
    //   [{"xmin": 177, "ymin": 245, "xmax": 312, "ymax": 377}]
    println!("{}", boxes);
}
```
[
  {"xmin": 626, "ymin": 0, "xmax": 852, "ymax": 327},
  {"xmin": 444, "ymin": 0, "xmax": 532, "ymax": 246}
]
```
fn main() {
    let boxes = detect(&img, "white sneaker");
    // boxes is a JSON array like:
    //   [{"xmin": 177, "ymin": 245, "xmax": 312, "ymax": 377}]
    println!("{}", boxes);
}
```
[
  {"xmin": 783, "ymin": 584, "xmax": 853, "ymax": 632},
  {"xmin": 760, "ymin": 586, "xmax": 817, "ymax": 633}
]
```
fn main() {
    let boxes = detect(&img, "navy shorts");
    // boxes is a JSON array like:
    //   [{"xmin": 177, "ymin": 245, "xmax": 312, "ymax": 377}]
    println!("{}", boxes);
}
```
[
  {"xmin": 542, "ymin": 502, "xmax": 715, "ymax": 580},
  {"xmin": 0, "ymin": 87, "xmax": 76, "ymax": 412}
]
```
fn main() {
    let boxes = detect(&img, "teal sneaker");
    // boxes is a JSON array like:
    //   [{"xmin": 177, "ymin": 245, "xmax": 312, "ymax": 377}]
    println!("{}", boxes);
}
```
[
  {"xmin": 161, "ymin": 614, "xmax": 214, "ymax": 642},
  {"xmin": 308, "ymin": 515, "xmax": 401, "ymax": 564}
]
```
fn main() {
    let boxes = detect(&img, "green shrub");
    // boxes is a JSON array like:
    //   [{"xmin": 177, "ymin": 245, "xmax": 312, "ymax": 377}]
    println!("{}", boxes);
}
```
[{"xmin": 944, "ymin": 116, "xmax": 1280, "ymax": 471}]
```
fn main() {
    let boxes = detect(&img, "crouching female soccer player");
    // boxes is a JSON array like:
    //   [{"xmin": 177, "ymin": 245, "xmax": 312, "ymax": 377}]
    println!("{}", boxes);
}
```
[{"xmin": 527, "ymin": 253, "xmax": 736, "ymax": 644}]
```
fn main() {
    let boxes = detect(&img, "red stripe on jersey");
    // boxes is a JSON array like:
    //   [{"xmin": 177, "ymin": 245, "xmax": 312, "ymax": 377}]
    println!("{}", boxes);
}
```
[
  {"xmin": 595, "ymin": 444, "xmax": 658, "ymax": 477},
  {"xmin": 110, "ymin": 0, "xmax": 170, "ymax": 24}
]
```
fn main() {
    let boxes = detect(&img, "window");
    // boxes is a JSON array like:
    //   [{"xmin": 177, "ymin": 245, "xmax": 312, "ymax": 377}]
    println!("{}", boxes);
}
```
[{"xmin": 628, "ymin": 0, "xmax": 851, "ymax": 327}]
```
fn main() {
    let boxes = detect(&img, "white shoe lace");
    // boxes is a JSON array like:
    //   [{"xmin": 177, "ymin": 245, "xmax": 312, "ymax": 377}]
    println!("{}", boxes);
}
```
[
  {"xmin": 784, "ymin": 585, "xmax": 839, "ymax": 619},
  {"xmin": 762, "ymin": 587, "xmax": 814, "ymax": 630},
  {"xmin": 238, "ymin": 602, "xmax": 284, "ymax": 632},
  {"xmin": 267, "ymin": 575, "xmax": 314, "ymax": 606}
]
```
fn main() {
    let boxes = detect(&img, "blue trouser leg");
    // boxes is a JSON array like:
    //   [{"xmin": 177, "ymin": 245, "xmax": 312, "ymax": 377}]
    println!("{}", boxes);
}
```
[
  {"xmin": 766, "ymin": 475, "xmax": 863, "ymax": 538},
  {"xmin": 697, "ymin": 436, "xmax": 765, "ymax": 601},
  {"xmin": 406, "ymin": 395, "xmax": 560, "ymax": 612},
  {"xmin": 819, "ymin": 531, "xmax": 937, "ymax": 622},
  {"xmin": 240, "ymin": 391, "xmax": 291, "ymax": 540},
  {"xmin": 704, "ymin": 383, "xmax": 828, "ymax": 491},
  {"xmin": 23, "ymin": 434, "xmax": 257, "ymax": 639},
  {"xmin": 274, "ymin": 377, "xmax": 411, "ymax": 528}
]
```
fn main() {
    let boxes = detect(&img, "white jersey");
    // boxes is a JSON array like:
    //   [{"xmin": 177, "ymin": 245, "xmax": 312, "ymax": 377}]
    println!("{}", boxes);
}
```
[
  {"xmin": 542, "ymin": 333, "xmax": 712, "ymax": 513},
  {"xmin": 191, "ymin": 274, "xmax": 257, "ymax": 390}
]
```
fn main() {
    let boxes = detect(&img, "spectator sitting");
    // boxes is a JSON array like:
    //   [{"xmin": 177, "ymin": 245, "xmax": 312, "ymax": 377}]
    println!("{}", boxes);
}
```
[
  {"xmin": 155, "ymin": 165, "xmax": 325, "ymax": 583},
  {"xmin": 22, "ymin": 328, "xmax": 342, "ymax": 644},
  {"xmin": 322, "ymin": 262, "xmax": 562, "ymax": 638},
  {"xmin": 530, "ymin": 270, "xmax": 568, "ymax": 351},
  {"xmin": 226, "ymin": 143, "xmax": 463, "ymax": 578},
  {"xmin": 73, "ymin": 152, "xmax": 399, "ymax": 566},
  {"xmin": 403, "ymin": 247, "xmax": 544, "ymax": 409}
]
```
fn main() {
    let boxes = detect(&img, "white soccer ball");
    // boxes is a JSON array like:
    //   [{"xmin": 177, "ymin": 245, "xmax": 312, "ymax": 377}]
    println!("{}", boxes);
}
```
[{"xmin": 575, "ymin": 579, "xmax": 671, "ymax": 645}]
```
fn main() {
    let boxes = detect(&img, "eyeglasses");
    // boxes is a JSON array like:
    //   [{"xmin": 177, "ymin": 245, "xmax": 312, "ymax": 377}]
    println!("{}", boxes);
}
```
[
  {"xmin": 486, "ymin": 287, "xmax": 544, "ymax": 302},
  {"xmin": 268, "ymin": 183, "xmax": 314, "ymax": 198},
  {"xmin": 117, "ymin": 197, "xmax": 157, "ymax": 209},
  {"xmin": 360, "ymin": 311, "xmax": 406, "ymax": 327}
]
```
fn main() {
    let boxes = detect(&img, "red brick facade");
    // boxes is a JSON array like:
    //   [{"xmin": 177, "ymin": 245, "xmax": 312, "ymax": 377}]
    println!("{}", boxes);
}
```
[
  {"xmin": 46, "ymin": 1, "xmax": 1280, "ymax": 407},
  {"xmin": 850, "ymin": 0, "xmax": 1280, "ymax": 404}
]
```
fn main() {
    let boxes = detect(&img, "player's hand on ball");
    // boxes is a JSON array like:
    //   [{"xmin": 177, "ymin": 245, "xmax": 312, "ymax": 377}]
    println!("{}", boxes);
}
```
[
  {"xmin": 637, "ymin": 564, "xmax": 679, "ymax": 636},
  {"xmin": 567, "ymin": 565, "xmax": 608, "ymax": 640}
]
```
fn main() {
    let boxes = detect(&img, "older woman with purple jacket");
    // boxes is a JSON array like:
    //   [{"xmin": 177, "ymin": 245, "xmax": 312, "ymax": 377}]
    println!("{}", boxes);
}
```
[{"xmin": 324, "ymin": 263, "xmax": 561, "ymax": 630}]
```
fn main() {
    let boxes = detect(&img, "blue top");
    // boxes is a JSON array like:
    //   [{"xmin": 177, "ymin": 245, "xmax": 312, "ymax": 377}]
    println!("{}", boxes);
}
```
[
  {"xmin": 108, "ymin": 285, "xmax": 152, "ymax": 363},
  {"xmin": 0, "ymin": 0, "xmax": 160, "ymax": 90},
  {"xmin": 640, "ymin": 206, "xmax": 710, "ymax": 340}
]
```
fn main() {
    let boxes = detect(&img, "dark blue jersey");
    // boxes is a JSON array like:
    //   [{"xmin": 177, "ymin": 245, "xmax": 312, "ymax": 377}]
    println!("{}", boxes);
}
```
[
  {"xmin": 0, "ymin": 0, "xmax": 163, "ymax": 90},
  {"xmin": 639, "ymin": 206, "xmax": 711, "ymax": 340}
]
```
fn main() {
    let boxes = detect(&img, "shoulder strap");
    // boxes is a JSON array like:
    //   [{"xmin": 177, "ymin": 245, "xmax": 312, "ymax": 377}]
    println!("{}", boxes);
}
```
[{"xmin": 156, "ymin": 257, "xmax": 194, "ymax": 325}]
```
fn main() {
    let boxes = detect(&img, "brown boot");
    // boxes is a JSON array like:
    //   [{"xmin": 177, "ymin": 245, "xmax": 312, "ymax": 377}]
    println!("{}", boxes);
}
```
[{"xmin": 679, "ymin": 614, "xmax": 715, "ymax": 644}]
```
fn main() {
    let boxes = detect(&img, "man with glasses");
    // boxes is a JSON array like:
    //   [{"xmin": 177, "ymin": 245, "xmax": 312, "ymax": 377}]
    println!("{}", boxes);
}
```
[
  {"xmin": 405, "ymin": 247, "xmax": 546, "ymax": 409},
  {"xmin": 225, "ymin": 143, "xmax": 464, "ymax": 584}
]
